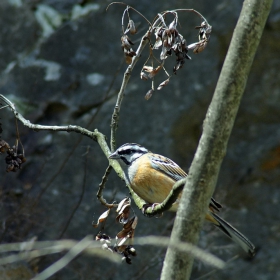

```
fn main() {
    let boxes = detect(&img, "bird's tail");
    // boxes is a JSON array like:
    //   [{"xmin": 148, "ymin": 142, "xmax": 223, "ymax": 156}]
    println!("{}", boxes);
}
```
[{"xmin": 207, "ymin": 212, "xmax": 256, "ymax": 256}]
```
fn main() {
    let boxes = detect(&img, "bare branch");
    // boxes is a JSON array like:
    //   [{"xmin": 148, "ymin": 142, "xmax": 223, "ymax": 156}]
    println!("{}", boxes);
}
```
[
  {"xmin": 0, "ymin": 235, "xmax": 224, "ymax": 275},
  {"xmin": 134, "ymin": 236, "xmax": 225, "ymax": 269},
  {"xmin": 96, "ymin": 165, "xmax": 118, "ymax": 208},
  {"xmin": 0, "ymin": 95, "xmax": 99, "ymax": 139},
  {"xmin": 110, "ymin": 31, "xmax": 150, "ymax": 151},
  {"xmin": 0, "ymin": 238, "xmax": 121, "ymax": 266},
  {"xmin": 142, "ymin": 178, "xmax": 186, "ymax": 216},
  {"xmin": 32, "ymin": 236, "xmax": 93, "ymax": 280},
  {"xmin": 106, "ymin": 2, "xmax": 152, "ymax": 27}
]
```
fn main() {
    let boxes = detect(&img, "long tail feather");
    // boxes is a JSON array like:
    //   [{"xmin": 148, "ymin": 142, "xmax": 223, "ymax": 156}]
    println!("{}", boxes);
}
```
[{"xmin": 210, "ymin": 212, "xmax": 256, "ymax": 256}]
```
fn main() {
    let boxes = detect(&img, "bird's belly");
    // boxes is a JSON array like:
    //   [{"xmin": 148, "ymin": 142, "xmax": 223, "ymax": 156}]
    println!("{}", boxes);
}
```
[{"xmin": 129, "ymin": 166, "xmax": 177, "ymax": 205}]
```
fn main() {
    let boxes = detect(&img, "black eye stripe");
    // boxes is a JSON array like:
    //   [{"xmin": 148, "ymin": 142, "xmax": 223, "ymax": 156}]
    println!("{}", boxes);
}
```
[
  {"xmin": 117, "ymin": 144, "xmax": 148, "ymax": 156},
  {"xmin": 119, "ymin": 149, "xmax": 133, "ymax": 155}
]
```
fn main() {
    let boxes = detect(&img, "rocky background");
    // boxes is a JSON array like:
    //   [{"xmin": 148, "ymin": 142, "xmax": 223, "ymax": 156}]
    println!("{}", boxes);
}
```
[{"xmin": 0, "ymin": 0, "xmax": 279, "ymax": 279}]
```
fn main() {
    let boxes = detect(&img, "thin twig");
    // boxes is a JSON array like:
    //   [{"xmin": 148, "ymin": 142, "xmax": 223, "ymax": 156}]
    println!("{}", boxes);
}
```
[
  {"xmin": 134, "ymin": 236, "xmax": 225, "ymax": 269},
  {"xmin": 121, "ymin": 6, "xmax": 129, "ymax": 34},
  {"xmin": 32, "ymin": 236, "xmax": 94, "ymax": 280},
  {"xmin": 110, "ymin": 30, "xmax": 150, "ymax": 151},
  {"xmin": 0, "ymin": 236, "xmax": 224, "ymax": 271},
  {"xmin": 143, "ymin": 178, "xmax": 186, "ymax": 216},
  {"xmin": 106, "ymin": 2, "xmax": 152, "ymax": 27},
  {"xmin": 96, "ymin": 165, "xmax": 118, "ymax": 208},
  {"xmin": 14, "ymin": 117, "xmax": 25, "ymax": 156},
  {"xmin": 0, "ymin": 238, "xmax": 121, "ymax": 265},
  {"xmin": 172, "ymin": 9, "xmax": 209, "ymax": 24},
  {"xmin": 193, "ymin": 255, "xmax": 239, "ymax": 280}
]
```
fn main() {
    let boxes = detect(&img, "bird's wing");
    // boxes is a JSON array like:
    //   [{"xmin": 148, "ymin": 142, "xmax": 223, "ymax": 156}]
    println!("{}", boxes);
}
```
[
  {"xmin": 150, "ymin": 153, "xmax": 222, "ymax": 212},
  {"xmin": 150, "ymin": 153, "xmax": 187, "ymax": 181}
]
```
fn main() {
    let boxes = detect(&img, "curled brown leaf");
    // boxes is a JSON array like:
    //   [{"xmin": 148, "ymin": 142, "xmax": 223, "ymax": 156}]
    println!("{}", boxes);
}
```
[
  {"xmin": 92, "ymin": 209, "xmax": 111, "ymax": 228},
  {"xmin": 0, "ymin": 140, "xmax": 10, "ymax": 154}
]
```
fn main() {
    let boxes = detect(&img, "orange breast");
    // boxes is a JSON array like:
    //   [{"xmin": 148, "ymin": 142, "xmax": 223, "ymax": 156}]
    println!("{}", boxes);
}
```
[
  {"xmin": 129, "ymin": 155, "xmax": 177, "ymax": 205},
  {"xmin": 128, "ymin": 155, "xmax": 217, "ymax": 220}
]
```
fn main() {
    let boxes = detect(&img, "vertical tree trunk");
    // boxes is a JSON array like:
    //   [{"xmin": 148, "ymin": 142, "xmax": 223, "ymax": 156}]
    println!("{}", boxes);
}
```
[{"xmin": 161, "ymin": 0, "xmax": 273, "ymax": 279}]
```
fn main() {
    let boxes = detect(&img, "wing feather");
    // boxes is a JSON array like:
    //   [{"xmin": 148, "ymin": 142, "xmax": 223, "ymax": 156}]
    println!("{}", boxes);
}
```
[
  {"xmin": 149, "ymin": 153, "xmax": 221, "ymax": 212},
  {"xmin": 150, "ymin": 153, "xmax": 187, "ymax": 181}
]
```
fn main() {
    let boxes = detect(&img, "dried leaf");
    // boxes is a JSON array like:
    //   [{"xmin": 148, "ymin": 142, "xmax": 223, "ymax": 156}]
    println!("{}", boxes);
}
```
[
  {"xmin": 116, "ymin": 216, "xmax": 137, "ymax": 239},
  {"xmin": 128, "ymin": 19, "xmax": 137, "ymax": 35},
  {"xmin": 116, "ymin": 197, "xmax": 130, "ymax": 213},
  {"xmin": 140, "ymin": 72, "xmax": 149, "ymax": 80},
  {"xmin": 154, "ymin": 37, "xmax": 162, "ymax": 49},
  {"xmin": 131, "ymin": 216, "xmax": 138, "ymax": 230},
  {"xmin": 145, "ymin": 89, "xmax": 154, "ymax": 100},
  {"xmin": 168, "ymin": 18, "xmax": 177, "ymax": 30},
  {"xmin": 5, "ymin": 146, "xmax": 26, "ymax": 172},
  {"xmin": 116, "ymin": 204, "xmax": 130, "ymax": 224},
  {"xmin": 187, "ymin": 42, "xmax": 198, "ymax": 50},
  {"xmin": 125, "ymin": 55, "xmax": 133, "ymax": 64},
  {"xmin": 0, "ymin": 140, "xmax": 10, "ymax": 154},
  {"xmin": 121, "ymin": 35, "xmax": 136, "ymax": 64},
  {"xmin": 160, "ymin": 45, "xmax": 168, "ymax": 60},
  {"xmin": 92, "ymin": 209, "xmax": 110, "ymax": 228},
  {"xmin": 143, "ymin": 65, "xmax": 163, "ymax": 79},
  {"xmin": 121, "ymin": 35, "xmax": 134, "ymax": 49},
  {"xmin": 149, "ymin": 65, "xmax": 163, "ymax": 78},
  {"xmin": 193, "ymin": 40, "xmax": 208, "ymax": 54},
  {"xmin": 157, "ymin": 78, "xmax": 170, "ymax": 90},
  {"xmin": 142, "ymin": 66, "xmax": 154, "ymax": 73},
  {"xmin": 116, "ymin": 197, "xmax": 132, "ymax": 224}
]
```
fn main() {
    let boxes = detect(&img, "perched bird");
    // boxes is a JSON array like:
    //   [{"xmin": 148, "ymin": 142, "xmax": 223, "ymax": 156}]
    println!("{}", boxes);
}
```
[{"xmin": 109, "ymin": 143, "xmax": 256, "ymax": 256}]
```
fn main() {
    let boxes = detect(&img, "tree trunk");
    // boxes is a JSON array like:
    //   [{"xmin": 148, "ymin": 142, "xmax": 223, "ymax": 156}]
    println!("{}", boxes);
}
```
[{"xmin": 160, "ymin": 0, "xmax": 273, "ymax": 279}]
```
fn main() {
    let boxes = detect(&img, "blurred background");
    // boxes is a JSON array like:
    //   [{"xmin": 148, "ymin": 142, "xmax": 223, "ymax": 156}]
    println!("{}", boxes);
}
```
[{"xmin": 0, "ymin": 0, "xmax": 279, "ymax": 279}]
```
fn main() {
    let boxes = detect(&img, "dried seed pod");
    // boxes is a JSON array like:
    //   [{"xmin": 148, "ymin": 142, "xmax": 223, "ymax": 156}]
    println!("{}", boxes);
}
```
[
  {"xmin": 140, "ymin": 72, "xmax": 149, "ymax": 80},
  {"xmin": 145, "ymin": 89, "xmax": 154, "ymax": 100},
  {"xmin": 5, "ymin": 146, "xmax": 26, "ymax": 172},
  {"xmin": 0, "ymin": 140, "xmax": 10, "ymax": 154},
  {"xmin": 121, "ymin": 35, "xmax": 134, "ymax": 49},
  {"xmin": 193, "ymin": 41, "xmax": 208, "ymax": 54},
  {"xmin": 127, "ymin": 246, "xmax": 137, "ymax": 256},
  {"xmin": 92, "ymin": 209, "xmax": 110, "ymax": 228},
  {"xmin": 128, "ymin": 19, "xmax": 137, "ymax": 35},
  {"xmin": 143, "ymin": 65, "xmax": 163, "ymax": 79},
  {"xmin": 125, "ymin": 256, "xmax": 132, "ymax": 264},
  {"xmin": 157, "ymin": 78, "xmax": 170, "ymax": 90},
  {"xmin": 121, "ymin": 35, "xmax": 136, "ymax": 64}
]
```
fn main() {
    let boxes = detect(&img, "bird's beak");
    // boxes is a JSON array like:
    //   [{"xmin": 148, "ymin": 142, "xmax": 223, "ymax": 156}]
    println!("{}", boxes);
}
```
[{"xmin": 109, "ymin": 151, "xmax": 119, "ymax": 159}]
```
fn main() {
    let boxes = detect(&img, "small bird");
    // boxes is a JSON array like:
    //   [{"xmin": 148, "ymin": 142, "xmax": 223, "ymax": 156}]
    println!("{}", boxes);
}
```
[{"xmin": 109, "ymin": 143, "xmax": 256, "ymax": 256}]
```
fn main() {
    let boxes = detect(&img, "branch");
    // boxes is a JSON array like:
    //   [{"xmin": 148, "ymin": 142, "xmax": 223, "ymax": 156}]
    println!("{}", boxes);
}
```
[
  {"xmin": 0, "ymin": 237, "xmax": 121, "ymax": 267},
  {"xmin": 0, "ymin": 235, "xmax": 224, "ymax": 278},
  {"xmin": 0, "ymin": 94, "xmax": 99, "ymax": 141},
  {"xmin": 134, "ymin": 236, "xmax": 225, "ymax": 269},
  {"xmin": 161, "ymin": 1, "xmax": 273, "ymax": 279},
  {"xmin": 0, "ymin": 94, "xmax": 147, "ymax": 213},
  {"xmin": 32, "ymin": 236, "xmax": 94, "ymax": 280},
  {"xmin": 0, "ymin": 94, "xmax": 124, "ymax": 182},
  {"xmin": 96, "ymin": 165, "xmax": 118, "ymax": 208},
  {"xmin": 110, "ymin": 31, "xmax": 150, "ymax": 151},
  {"xmin": 142, "ymin": 178, "xmax": 186, "ymax": 216}
]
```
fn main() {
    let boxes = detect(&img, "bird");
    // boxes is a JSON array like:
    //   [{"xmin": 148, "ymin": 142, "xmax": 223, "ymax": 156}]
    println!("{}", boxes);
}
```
[{"xmin": 109, "ymin": 143, "xmax": 256, "ymax": 256}]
